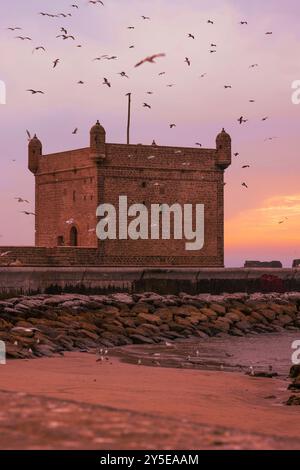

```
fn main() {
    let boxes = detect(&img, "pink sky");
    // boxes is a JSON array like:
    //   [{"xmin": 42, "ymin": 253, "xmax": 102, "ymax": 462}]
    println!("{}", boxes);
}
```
[{"xmin": 0, "ymin": 0, "xmax": 299, "ymax": 266}]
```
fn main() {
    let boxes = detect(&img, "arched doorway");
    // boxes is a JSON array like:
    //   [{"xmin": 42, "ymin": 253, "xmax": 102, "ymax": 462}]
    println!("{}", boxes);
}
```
[{"xmin": 70, "ymin": 226, "xmax": 78, "ymax": 246}]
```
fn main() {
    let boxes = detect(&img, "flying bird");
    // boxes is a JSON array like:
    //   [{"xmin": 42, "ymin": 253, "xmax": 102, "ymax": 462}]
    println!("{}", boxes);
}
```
[
  {"xmin": 0, "ymin": 251, "xmax": 12, "ymax": 257},
  {"xmin": 242, "ymin": 182, "xmax": 248, "ymax": 189},
  {"xmin": 141, "ymin": 16, "xmax": 150, "ymax": 20},
  {"xmin": 170, "ymin": 124, "xmax": 176, "ymax": 128},
  {"xmin": 143, "ymin": 103, "xmax": 151, "ymax": 109},
  {"xmin": 242, "ymin": 165, "xmax": 250, "ymax": 169},
  {"xmin": 118, "ymin": 71, "xmax": 129, "ymax": 78},
  {"xmin": 27, "ymin": 89, "xmax": 44, "ymax": 94},
  {"xmin": 7, "ymin": 27, "xmax": 22, "ymax": 31},
  {"xmin": 20, "ymin": 211, "xmax": 36, "ymax": 216},
  {"xmin": 103, "ymin": 77, "xmax": 111, "ymax": 87},
  {"xmin": 207, "ymin": 20, "xmax": 214, "ymax": 24},
  {"xmin": 262, "ymin": 116, "xmax": 269, "ymax": 121},
  {"xmin": 32, "ymin": 46, "xmax": 46, "ymax": 54},
  {"xmin": 16, "ymin": 36, "xmax": 31, "ymax": 40},
  {"xmin": 72, "ymin": 128, "xmax": 78, "ymax": 134},
  {"xmin": 238, "ymin": 116, "xmax": 248, "ymax": 124},
  {"xmin": 135, "ymin": 53, "xmax": 166, "ymax": 67},
  {"xmin": 188, "ymin": 33, "xmax": 195, "ymax": 39},
  {"xmin": 240, "ymin": 21, "xmax": 248, "ymax": 25},
  {"xmin": 185, "ymin": 57, "xmax": 191, "ymax": 66},
  {"xmin": 15, "ymin": 197, "xmax": 29, "ymax": 203},
  {"xmin": 53, "ymin": 58, "xmax": 60, "ymax": 68}
]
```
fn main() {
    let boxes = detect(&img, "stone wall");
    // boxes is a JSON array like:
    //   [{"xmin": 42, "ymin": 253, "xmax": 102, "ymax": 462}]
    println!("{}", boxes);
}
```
[{"xmin": 0, "ymin": 266, "xmax": 300, "ymax": 297}]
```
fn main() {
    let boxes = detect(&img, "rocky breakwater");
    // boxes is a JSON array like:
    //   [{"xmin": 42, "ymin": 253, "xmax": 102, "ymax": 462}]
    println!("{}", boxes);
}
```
[{"xmin": 0, "ymin": 292, "xmax": 300, "ymax": 359}]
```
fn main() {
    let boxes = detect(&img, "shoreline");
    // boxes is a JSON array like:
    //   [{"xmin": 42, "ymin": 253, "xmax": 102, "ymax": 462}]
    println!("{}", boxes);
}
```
[{"xmin": 0, "ymin": 351, "xmax": 299, "ymax": 449}]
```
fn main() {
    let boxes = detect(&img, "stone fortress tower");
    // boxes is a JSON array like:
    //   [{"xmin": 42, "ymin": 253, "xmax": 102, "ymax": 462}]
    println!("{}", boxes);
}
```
[{"xmin": 27, "ymin": 122, "xmax": 231, "ymax": 267}]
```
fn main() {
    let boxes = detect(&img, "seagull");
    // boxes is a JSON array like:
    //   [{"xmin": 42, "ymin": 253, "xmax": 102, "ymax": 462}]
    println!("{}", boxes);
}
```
[
  {"xmin": 224, "ymin": 85, "xmax": 232, "ymax": 89},
  {"xmin": 238, "ymin": 116, "xmax": 248, "ymax": 124},
  {"xmin": 32, "ymin": 46, "xmax": 46, "ymax": 53},
  {"xmin": 165, "ymin": 341, "xmax": 172, "ymax": 347},
  {"xmin": 7, "ymin": 27, "xmax": 22, "ymax": 31},
  {"xmin": 103, "ymin": 77, "xmax": 111, "ymax": 87},
  {"xmin": 234, "ymin": 152, "xmax": 240, "ymax": 157},
  {"xmin": 242, "ymin": 182, "xmax": 248, "ymax": 189},
  {"xmin": 170, "ymin": 124, "xmax": 176, "ymax": 128},
  {"xmin": 143, "ymin": 102, "xmax": 151, "ymax": 108},
  {"xmin": 185, "ymin": 57, "xmax": 191, "ymax": 66},
  {"xmin": 195, "ymin": 142, "xmax": 202, "ymax": 147},
  {"xmin": 20, "ymin": 211, "xmax": 36, "ymax": 216},
  {"xmin": 53, "ymin": 59, "xmax": 60, "ymax": 68},
  {"xmin": 141, "ymin": 16, "xmax": 150, "ymax": 20},
  {"xmin": 135, "ymin": 53, "xmax": 166, "ymax": 67},
  {"xmin": 207, "ymin": 19, "xmax": 214, "ymax": 24},
  {"xmin": 15, "ymin": 197, "xmax": 29, "ymax": 203},
  {"xmin": 262, "ymin": 116, "xmax": 269, "ymax": 121},
  {"xmin": 15, "ymin": 36, "xmax": 31, "ymax": 40},
  {"xmin": 72, "ymin": 128, "xmax": 78, "ymax": 134},
  {"xmin": 188, "ymin": 33, "xmax": 195, "ymax": 39},
  {"xmin": 118, "ymin": 71, "xmax": 129, "ymax": 78},
  {"xmin": 27, "ymin": 89, "xmax": 44, "ymax": 94},
  {"xmin": 138, "ymin": 359, "xmax": 142, "ymax": 365},
  {"xmin": 240, "ymin": 21, "xmax": 248, "ymax": 25},
  {"xmin": 249, "ymin": 64, "xmax": 259, "ymax": 68},
  {"xmin": 265, "ymin": 31, "xmax": 273, "ymax": 35},
  {"xmin": 200, "ymin": 73, "xmax": 207, "ymax": 78},
  {"xmin": 242, "ymin": 165, "xmax": 250, "ymax": 168}
]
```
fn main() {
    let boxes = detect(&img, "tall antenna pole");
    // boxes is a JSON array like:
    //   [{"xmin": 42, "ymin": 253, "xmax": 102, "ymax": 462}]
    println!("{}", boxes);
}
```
[{"xmin": 126, "ymin": 92, "xmax": 131, "ymax": 144}]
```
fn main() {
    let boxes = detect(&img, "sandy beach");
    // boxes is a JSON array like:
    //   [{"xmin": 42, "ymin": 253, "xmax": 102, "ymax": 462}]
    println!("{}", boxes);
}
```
[{"xmin": 0, "ymin": 340, "xmax": 299, "ymax": 449}]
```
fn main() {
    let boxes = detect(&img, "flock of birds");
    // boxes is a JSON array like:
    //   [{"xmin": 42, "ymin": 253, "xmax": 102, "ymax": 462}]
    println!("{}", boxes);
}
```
[{"xmin": 3, "ymin": 0, "xmax": 289, "ymax": 236}]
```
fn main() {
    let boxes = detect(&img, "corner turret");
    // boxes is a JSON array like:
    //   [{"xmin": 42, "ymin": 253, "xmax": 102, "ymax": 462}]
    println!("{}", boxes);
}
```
[
  {"xmin": 28, "ymin": 134, "xmax": 42, "ymax": 174},
  {"xmin": 216, "ymin": 128, "xmax": 231, "ymax": 169},
  {"xmin": 90, "ymin": 120, "xmax": 106, "ymax": 162}
]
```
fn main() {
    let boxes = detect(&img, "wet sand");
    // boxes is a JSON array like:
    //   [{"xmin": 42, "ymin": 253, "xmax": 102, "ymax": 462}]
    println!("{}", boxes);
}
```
[{"xmin": 0, "ymin": 333, "xmax": 300, "ymax": 450}]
